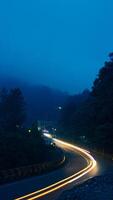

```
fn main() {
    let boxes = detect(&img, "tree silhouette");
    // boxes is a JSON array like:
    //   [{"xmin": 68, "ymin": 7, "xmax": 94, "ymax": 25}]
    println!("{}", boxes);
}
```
[
  {"xmin": 60, "ymin": 53, "xmax": 113, "ymax": 153},
  {"xmin": 0, "ymin": 88, "xmax": 26, "ymax": 132}
]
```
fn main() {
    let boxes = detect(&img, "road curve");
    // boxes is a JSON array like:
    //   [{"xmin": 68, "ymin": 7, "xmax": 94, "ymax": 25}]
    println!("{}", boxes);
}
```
[{"xmin": 14, "ymin": 136, "xmax": 97, "ymax": 200}]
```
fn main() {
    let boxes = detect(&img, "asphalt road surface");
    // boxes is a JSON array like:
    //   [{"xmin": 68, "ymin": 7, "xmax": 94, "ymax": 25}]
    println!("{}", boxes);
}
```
[{"xmin": 0, "ymin": 137, "xmax": 97, "ymax": 200}]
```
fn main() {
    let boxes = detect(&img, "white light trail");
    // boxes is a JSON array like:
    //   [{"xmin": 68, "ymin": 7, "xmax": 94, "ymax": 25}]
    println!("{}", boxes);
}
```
[{"xmin": 15, "ymin": 137, "xmax": 97, "ymax": 200}]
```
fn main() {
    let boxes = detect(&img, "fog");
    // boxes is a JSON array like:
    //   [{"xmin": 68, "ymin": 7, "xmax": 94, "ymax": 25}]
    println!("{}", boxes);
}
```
[{"xmin": 0, "ymin": 0, "xmax": 113, "ymax": 93}]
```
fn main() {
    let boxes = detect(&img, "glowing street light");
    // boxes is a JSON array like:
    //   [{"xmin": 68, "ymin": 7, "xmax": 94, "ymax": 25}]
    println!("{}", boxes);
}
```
[
  {"xmin": 28, "ymin": 129, "xmax": 31, "ymax": 133},
  {"xmin": 38, "ymin": 127, "xmax": 41, "ymax": 131},
  {"xmin": 58, "ymin": 106, "xmax": 62, "ymax": 110}
]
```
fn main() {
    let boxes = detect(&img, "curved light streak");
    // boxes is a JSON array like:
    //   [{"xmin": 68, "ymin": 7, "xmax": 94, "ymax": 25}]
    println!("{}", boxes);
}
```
[{"xmin": 15, "ymin": 137, "xmax": 97, "ymax": 200}]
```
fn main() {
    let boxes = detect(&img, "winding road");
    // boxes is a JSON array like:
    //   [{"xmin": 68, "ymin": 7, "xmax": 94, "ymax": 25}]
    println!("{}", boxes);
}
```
[{"xmin": 0, "ymin": 136, "xmax": 97, "ymax": 200}]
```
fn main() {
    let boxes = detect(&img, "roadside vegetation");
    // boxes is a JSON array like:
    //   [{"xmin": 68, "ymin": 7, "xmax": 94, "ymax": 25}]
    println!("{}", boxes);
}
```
[
  {"xmin": 60, "ymin": 53, "xmax": 113, "ymax": 154},
  {"xmin": 0, "ymin": 88, "xmax": 63, "ymax": 172}
]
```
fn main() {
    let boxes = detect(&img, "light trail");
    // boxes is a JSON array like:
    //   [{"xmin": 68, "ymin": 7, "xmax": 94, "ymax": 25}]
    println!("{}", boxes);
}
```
[{"xmin": 15, "ymin": 137, "xmax": 97, "ymax": 200}]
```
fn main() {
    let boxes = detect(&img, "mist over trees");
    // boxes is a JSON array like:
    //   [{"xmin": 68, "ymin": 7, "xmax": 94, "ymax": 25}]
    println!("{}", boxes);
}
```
[
  {"xmin": 0, "ymin": 77, "xmax": 68, "ymax": 125},
  {"xmin": 60, "ymin": 89, "xmax": 90, "ymax": 133},
  {"xmin": 60, "ymin": 53, "xmax": 113, "ymax": 153},
  {"xmin": 1, "ymin": 52, "xmax": 113, "ymax": 171},
  {"xmin": 23, "ymin": 85, "xmax": 68, "ymax": 124}
]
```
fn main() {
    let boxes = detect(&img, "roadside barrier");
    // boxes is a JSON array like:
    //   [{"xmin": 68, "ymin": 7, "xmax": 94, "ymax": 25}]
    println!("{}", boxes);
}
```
[{"xmin": 0, "ymin": 149, "xmax": 65, "ymax": 185}]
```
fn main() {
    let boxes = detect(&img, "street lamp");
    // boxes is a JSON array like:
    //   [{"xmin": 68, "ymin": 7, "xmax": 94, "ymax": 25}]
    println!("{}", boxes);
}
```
[{"xmin": 58, "ymin": 106, "xmax": 62, "ymax": 110}]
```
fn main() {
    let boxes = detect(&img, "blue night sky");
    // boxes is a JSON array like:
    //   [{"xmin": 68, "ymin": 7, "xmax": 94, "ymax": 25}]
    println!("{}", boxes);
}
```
[{"xmin": 0, "ymin": 0, "xmax": 113, "ymax": 93}]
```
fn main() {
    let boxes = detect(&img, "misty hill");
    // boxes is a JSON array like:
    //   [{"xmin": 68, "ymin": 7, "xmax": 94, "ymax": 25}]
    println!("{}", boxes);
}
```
[
  {"xmin": 60, "ymin": 89, "xmax": 90, "ymax": 130},
  {"xmin": 0, "ymin": 76, "xmax": 68, "ymax": 125},
  {"xmin": 23, "ymin": 85, "xmax": 68, "ymax": 125},
  {"xmin": 64, "ymin": 89, "xmax": 90, "ymax": 105}
]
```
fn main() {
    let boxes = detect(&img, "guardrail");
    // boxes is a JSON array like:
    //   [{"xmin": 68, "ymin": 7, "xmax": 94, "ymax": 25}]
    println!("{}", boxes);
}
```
[{"xmin": 0, "ymin": 149, "xmax": 65, "ymax": 185}]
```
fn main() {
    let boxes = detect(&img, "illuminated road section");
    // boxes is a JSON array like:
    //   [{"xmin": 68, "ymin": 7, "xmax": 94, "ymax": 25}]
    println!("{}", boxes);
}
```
[{"xmin": 15, "ymin": 135, "xmax": 97, "ymax": 200}]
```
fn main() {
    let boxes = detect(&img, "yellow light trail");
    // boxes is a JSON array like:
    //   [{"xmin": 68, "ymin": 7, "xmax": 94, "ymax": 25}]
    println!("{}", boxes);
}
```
[{"xmin": 15, "ymin": 137, "xmax": 97, "ymax": 200}]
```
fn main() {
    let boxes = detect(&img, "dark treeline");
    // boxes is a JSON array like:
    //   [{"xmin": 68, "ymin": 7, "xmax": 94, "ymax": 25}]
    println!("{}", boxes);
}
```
[
  {"xmin": 0, "ymin": 88, "xmax": 61, "ymax": 170},
  {"xmin": 0, "ymin": 88, "xmax": 26, "ymax": 133},
  {"xmin": 0, "ymin": 77, "xmax": 68, "ymax": 124},
  {"xmin": 23, "ymin": 85, "xmax": 68, "ymax": 124},
  {"xmin": 60, "ymin": 53, "xmax": 113, "ymax": 154}
]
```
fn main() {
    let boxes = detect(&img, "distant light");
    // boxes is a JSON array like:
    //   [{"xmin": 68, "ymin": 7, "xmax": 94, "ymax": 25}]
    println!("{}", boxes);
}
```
[
  {"xmin": 52, "ymin": 128, "xmax": 56, "ymax": 131},
  {"xmin": 58, "ymin": 106, "xmax": 62, "ymax": 110},
  {"xmin": 43, "ymin": 133, "xmax": 52, "ymax": 139},
  {"xmin": 38, "ymin": 127, "xmax": 41, "ymax": 131},
  {"xmin": 28, "ymin": 129, "xmax": 31, "ymax": 133},
  {"xmin": 42, "ymin": 129, "xmax": 49, "ymax": 133}
]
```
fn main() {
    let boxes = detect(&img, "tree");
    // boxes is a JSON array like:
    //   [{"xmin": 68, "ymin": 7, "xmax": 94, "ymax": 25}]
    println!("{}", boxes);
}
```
[
  {"xmin": 0, "ymin": 88, "xmax": 8, "ymax": 131},
  {"xmin": 0, "ymin": 88, "xmax": 26, "ymax": 132},
  {"xmin": 59, "ymin": 53, "xmax": 113, "ymax": 153}
]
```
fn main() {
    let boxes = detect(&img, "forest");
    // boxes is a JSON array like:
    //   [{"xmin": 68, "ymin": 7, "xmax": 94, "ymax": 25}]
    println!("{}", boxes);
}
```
[
  {"xmin": 0, "ymin": 52, "xmax": 113, "ymax": 172},
  {"xmin": 60, "ymin": 53, "xmax": 113, "ymax": 154},
  {"xmin": 0, "ymin": 88, "xmax": 62, "ymax": 171}
]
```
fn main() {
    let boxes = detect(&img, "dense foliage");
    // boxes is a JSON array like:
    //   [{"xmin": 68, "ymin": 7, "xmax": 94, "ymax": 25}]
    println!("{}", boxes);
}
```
[
  {"xmin": 0, "ymin": 88, "xmax": 26, "ymax": 132},
  {"xmin": 60, "ymin": 53, "xmax": 113, "ymax": 153},
  {"xmin": 0, "ymin": 88, "xmax": 60, "ymax": 170}
]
